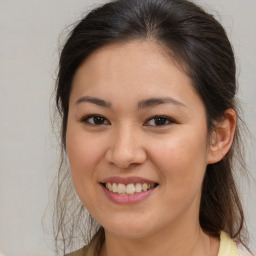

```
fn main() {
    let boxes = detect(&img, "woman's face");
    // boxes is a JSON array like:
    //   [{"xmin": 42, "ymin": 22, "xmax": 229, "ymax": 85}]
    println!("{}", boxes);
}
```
[{"xmin": 66, "ymin": 40, "xmax": 212, "ymax": 239}]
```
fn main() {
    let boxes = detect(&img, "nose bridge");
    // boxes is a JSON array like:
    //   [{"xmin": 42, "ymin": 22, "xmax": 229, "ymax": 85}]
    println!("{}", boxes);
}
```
[
  {"xmin": 116, "ymin": 124, "xmax": 136, "ymax": 153},
  {"xmin": 106, "ymin": 123, "xmax": 146, "ymax": 168}
]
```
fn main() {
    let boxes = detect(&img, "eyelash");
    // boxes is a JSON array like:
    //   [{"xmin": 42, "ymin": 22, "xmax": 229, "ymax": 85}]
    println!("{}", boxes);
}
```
[
  {"xmin": 81, "ymin": 114, "xmax": 110, "ymax": 126},
  {"xmin": 81, "ymin": 115, "xmax": 176, "ymax": 127},
  {"xmin": 144, "ymin": 115, "xmax": 176, "ymax": 127}
]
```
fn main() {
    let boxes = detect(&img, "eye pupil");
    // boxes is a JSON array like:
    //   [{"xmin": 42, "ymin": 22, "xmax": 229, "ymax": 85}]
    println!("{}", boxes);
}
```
[
  {"xmin": 155, "ymin": 117, "xmax": 167, "ymax": 126},
  {"xmin": 93, "ymin": 116, "xmax": 105, "ymax": 124}
]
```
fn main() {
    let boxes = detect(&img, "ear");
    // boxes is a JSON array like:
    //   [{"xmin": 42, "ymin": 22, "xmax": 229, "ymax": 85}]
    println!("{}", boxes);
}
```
[{"xmin": 207, "ymin": 108, "xmax": 236, "ymax": 164}]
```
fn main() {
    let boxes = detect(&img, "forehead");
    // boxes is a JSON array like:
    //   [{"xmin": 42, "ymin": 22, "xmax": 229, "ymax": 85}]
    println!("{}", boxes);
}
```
[
  {"xmin": 75, "ymin": 40, "xmax": 183, "ymax": 81},
  {"xmin": 70, "ymin": 40, "xmax": 200, "ymax": 108}
]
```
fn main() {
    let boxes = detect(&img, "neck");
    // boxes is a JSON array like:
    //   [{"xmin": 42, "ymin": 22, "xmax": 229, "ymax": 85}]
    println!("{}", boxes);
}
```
[{"xmin": 99, "ymin": 220, "xmax": 219, "ymax": 256}]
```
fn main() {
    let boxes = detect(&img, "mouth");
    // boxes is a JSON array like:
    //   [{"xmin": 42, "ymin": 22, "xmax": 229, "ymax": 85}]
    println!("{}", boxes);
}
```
[{"xmin": 101, "ymin": 182, "xmax": 158, "ymax": 195}]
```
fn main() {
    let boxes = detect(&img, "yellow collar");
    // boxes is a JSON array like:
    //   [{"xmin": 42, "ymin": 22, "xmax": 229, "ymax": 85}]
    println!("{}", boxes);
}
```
[{"xmin": 218, "ymin": 231, "xmax": 239, "ymax": 256}]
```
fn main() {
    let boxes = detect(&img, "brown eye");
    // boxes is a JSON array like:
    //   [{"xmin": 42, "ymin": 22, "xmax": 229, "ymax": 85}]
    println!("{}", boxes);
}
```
[
  {"xmin": 82, "ymin": 115, "xmax": 110, "ymax": 125},
  {"xmin": 144, "ymin": 116, "xmax": 175, "ymax": 126}
]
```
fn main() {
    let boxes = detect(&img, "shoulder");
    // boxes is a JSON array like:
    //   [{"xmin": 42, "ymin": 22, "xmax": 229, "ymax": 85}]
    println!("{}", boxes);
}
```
[{"xmin": 65, "ymin": 245, "xmax": 88, "ymax": 256}]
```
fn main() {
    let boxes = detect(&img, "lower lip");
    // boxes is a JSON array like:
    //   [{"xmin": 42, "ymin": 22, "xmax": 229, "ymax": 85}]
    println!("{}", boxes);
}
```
[{"xmin": 101, "ymin": 185, "xmax": 156, "ymax": 205}]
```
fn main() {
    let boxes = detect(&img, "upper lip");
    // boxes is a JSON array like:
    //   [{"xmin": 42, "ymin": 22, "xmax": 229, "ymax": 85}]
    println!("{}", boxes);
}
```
[{"xmin": 100, "ymin": 176, "xmax": 158, "ymax": 185}]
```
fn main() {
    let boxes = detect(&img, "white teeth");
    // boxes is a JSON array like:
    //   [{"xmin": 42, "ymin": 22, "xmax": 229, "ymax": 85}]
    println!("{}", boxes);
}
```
[
  {"xmin": 105, "ymin": 182, "xmax": 156, "ymax": 194},
  {"xmin": 142, "ymin": 183, "xmax": 148, "ymax": 192},
  {"xmin": 126, "ymin": 184, "xmax": 136, "ymax": 194},
  {"xmin": 135, "ymin": 183, "xmax": 142, "ymax": 193},
  {"xmin": 112, "ymin": 183, "xmax": 118, "ymax": 193},
  {"xmin": 106, "ymin": 183, "xmax": 112, "ymax": 191},
  {"xmin": 117, "ymin": 183, "xmax": 126, "ymax": 194}
]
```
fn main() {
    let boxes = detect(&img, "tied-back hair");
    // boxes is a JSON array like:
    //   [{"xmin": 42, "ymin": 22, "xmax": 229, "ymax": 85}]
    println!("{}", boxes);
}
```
[{"xmin": 53, "ymin": 0, "xmax": 249, "ymax": 254}]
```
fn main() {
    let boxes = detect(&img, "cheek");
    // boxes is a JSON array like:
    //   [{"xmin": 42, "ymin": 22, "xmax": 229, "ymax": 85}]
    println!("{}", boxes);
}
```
[
  {"xmin": 65, "ymin": 126, "xmax": 105, "ymax": 191},
  {"xmin": 149, "ymin": 130, "xmax": 208, "ymax": 193},
  {"xmin": 65, "ymin": 130, "xmax": 106, "ymax": 214}
]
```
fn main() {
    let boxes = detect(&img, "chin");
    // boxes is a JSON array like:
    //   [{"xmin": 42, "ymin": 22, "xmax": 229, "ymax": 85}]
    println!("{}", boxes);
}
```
[{"xmin": 102, "ymin": 220, "xmax": 155, "ymax": 239}]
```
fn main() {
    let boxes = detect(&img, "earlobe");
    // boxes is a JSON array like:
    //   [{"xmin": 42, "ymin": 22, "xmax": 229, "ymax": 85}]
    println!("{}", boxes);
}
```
[{"xmin": 207, "ymin": 109, "xmax": 236, "ymax": 164}]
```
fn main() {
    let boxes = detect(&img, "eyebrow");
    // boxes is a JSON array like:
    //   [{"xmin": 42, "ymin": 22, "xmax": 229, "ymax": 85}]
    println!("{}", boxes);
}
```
[
  {"xmin": 75, "ymin": 96, "xmax": 112, "ymax": 108},
  {"xmin": 138, "ymin": 97, "xmax": 186, "ymax": 109},
  {"xmin": 75, "ymin": 96, "xmax": 186, "ymax": 109}
]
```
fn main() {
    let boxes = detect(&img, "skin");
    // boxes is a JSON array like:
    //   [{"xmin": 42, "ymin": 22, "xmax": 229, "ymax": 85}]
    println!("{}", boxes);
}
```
[{"xmin": 66, "ymin": 40, "xmax": 236, "ymax": 256}]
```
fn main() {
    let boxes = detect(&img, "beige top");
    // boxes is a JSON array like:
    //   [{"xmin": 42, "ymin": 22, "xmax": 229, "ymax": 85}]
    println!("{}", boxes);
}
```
[
  {"xmin": 218, "ymin": 232, "xmax": 240, "ymax": 256},
  {"xmin": 66, "ymin": 231, "xmax": 241, "ymax": 256}
]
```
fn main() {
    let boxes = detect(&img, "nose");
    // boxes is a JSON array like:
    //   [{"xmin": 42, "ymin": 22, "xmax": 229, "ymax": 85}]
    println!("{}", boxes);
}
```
[{"xmin": 105, "ymin": 125, "xmax": 147, "ymax": 169}]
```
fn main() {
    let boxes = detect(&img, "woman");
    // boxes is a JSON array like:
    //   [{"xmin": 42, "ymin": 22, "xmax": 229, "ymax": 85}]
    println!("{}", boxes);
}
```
[{"xmin": 53, "ymin": 0, "xmax": 251, "ymax": 255}]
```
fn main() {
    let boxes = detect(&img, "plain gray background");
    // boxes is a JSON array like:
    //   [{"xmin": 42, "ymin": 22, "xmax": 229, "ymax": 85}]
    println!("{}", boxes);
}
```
[{"xmin": 0, "ymin": 0, "xmax": 255, "ymax": 255}]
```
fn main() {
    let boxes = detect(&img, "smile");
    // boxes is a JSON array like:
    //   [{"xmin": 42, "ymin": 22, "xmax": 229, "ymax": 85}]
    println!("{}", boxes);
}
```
[{"xmin": 104, "ymin": 183, "xmax": 157, "ymax": 195}]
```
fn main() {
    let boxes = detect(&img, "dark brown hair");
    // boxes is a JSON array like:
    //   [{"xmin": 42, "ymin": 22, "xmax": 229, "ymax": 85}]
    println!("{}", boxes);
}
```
[{"xmin": 53, "ymin": 0, "xmax": 249, "ymax": 254}]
